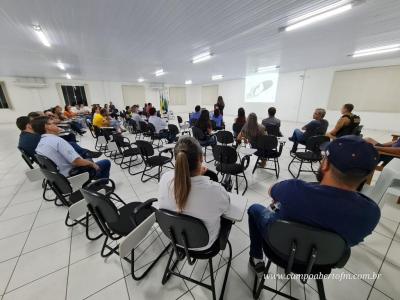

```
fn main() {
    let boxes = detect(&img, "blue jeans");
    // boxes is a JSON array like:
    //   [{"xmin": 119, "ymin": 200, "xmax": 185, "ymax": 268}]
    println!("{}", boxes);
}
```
[
  {"xmin": 290, "ymin": 129, "xmax": 306, "ymax": 152},
  {"xmin": 248, "ymin": 204, "xmax": 277, "ymax": 259},
  {"xmin": 69, "ymin": 142, "xmax": 92, "ymax": 159},
  {"xmin": 95, "ymin": 159, "xmax": 111, "ymax": 179}
]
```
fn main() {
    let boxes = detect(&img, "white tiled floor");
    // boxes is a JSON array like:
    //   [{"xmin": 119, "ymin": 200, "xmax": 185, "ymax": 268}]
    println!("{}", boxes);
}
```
[{"xmin": 0, "ymin": 119, "xmax": 399, "ymax": 300}]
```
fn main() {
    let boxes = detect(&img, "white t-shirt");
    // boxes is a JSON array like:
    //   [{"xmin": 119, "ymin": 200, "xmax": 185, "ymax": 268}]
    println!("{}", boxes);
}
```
[
  {"xmin": 158, "ymin": 170, "xmax": 230, "ymax": 250},
  {"xmin": 148, "ymin": 115, "xmax": 167, "ymax": 133}
]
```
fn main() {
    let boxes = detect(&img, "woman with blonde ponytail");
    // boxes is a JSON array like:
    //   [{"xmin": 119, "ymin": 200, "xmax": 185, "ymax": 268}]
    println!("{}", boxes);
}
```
[{"xmin": 159, "ymin": 136, "xmax": 230, "ymax": 250}]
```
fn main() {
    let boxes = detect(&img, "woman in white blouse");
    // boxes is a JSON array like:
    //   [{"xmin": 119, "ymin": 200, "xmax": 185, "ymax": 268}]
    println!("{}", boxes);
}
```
[{"xmin": 158, "ymin": 136, "xmax": 230, "ymax": 250}]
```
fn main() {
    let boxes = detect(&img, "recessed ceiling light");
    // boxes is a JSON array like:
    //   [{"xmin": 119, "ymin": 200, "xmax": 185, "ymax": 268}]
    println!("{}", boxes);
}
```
[
  {"xmin": 192, "ymin": 52, "xmax": 213, "ymax": 64},
  {"xmin": 351, "ymin": 44, "xmax": 400, "ymax": 57},
  {"xmin": 185, "ymin": 80, "xmax": 192, "ymax": 85},
  {"xmin": 155, "ymin": 69, "xmax": 165, "ymax": 76},
  {"xmin": 57, "ymin": 61, "xmax": 65, "ymax": 71},
  {"xmin": 283, "ymin": 1, "xmax": 353, "ymax": 32},
  {"xmin": 66, "ymin": 73, "xmax": 71, "ymax": 80},
  {"xmin": 212, "ymin": 75, "xmax": 223, "ymax": 81},
  {"xmin": 257, "ymin": 65, "xmax": 278, "ymax": 73},
  {"xmin": 32, "ymin": 24, "xmax": 51, "ymax": 47},
  {"xmin": 138, "ymin": 78, "xmax": 145, "ymax": 83}
]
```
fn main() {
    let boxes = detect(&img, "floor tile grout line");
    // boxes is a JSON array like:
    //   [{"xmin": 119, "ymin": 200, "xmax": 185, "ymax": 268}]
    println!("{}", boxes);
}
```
[
  {"xmin": 120, "ymin": 257, "xmax": 132, "ymax": 300},
  {"xmin": 367, "ymin": 222, "xmax": 400, "ymax": 300},
  {"xmin": 0, "ymin": 177, "xmax": 27, "ymax": 217},
  {"xmin": 65, "ymin": 227, "xmax": 74, "ymax": 300},
  {"xmin": 1, "ymin": 198, "xmax": 44, "ymax": 295}
]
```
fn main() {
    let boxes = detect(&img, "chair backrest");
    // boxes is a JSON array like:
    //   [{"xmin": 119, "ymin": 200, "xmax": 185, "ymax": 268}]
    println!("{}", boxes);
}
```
[
  {"xmin": 135, "ymin": 140, "xmax": 155, "ymax": 157},
  {"xmin": 352, "ymin": 125, "xmax": 363, "ymax": 136},
  {"xmin": 177, "ymin": 116, "xmax": 183, "ymax": 124},
  {"xmin": 147, "ymin": 122, "xmax": 156, "ymax": 134},
  {"xmin": 40, "ymin": 169, "xmax": 73, "ymax": 200},
  {"xmin": 192, "ymin": 126, "xmax": 206, "ymax": 141},
  {"xmin": 265, "ymin": 220, "xmax": 349, "ymax": 272},
  {"xmin": 305, "ymin": 135, "xmax": 330, "ymax": 153},
  {"xmin": 18, "ymin": 147, "xmax": 35, "ymax": 169},
  {"xmin": 139, "ymin": 120, "xmax": 149, "ymax": 132},
  {"xmin": 264, "ymin": 124, "xmax": 281, "ymax": 137},
  {"xmin": 80, "ymin": 187, "xmax": 120, "ymax": 234},
  {"xmin": 216, "ymin": 130, "xmax": 234, "ymax": 145},
  {"xmin": 35, "ymin": 154, "xmax": 59, "ymax": 172},
  {"xmin": 168, "ymin": 124, "xmax": 180, "ymax": 136},
  {"xmin": 156, "ymin": 209, "xmax": 209, "ymax": 249},
  {"xmin": 232, "ymin": 123, "xmax": 243, "ymax": 137},
  {"xmin": 364, "ymin": 158, "xmax": 400, "ymax": 208},
  {"xmin": 254, "ymin": 135, "xmax": 278, "ymax": 151},
  {"xmin": 212, "ymin": 145, "xmax": 237, "ymax": 164}
]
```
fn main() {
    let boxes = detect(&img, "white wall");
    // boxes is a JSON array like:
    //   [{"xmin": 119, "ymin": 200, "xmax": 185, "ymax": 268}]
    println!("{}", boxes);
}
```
[{"xmin": 2, "ymin": 56, "xmax": 400, "ymax": 131}]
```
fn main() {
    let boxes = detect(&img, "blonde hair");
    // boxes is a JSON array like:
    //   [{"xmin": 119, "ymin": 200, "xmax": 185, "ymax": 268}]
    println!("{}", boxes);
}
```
[{"xmin": 173, "ymin": 136, "xmax": 202, "ymax": 212}]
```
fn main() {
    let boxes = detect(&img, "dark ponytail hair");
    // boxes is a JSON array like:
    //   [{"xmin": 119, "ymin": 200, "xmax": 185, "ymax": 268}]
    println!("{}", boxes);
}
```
[{"xmin": 173, "ymin": 136, "xmax": 202, "ymax": 212}]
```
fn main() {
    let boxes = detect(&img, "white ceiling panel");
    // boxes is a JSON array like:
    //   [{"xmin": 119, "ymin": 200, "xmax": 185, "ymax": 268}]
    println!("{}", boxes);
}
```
[{"xmin": 0, "ymin": 0, "xmax": 400, "ymax": 84}]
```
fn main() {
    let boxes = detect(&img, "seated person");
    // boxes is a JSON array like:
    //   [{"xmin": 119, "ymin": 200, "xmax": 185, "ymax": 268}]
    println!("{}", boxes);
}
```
[
  {"xmin": 31, "ymin": 116, "xmax": 110, "ymax": 179},
  {"xmin": 289, "ymin": 108, "xmax": 329, "ymax": 152},
  {"xmin": 247, "ymin": 136, "xmax": 380, "ymax": 273},
  {"xmin": 365, "ymin": 136, "xmax": 400, "ymax": 166},
  {"xmin": 232, "ymin": 107, "xmax": 246, "ymax": 137},
  {"xmin": 53, "ymin": 105, "xmax": 86, "ymax": 135},
  {"xmin": 159, "ymin": 136, "xmax": 230, "ymax": 250},
  {"xmin": 93, "ymin": 108, "xmax": 110, "ymax": 128},
  {"xmin": 17, "ymin": 116, "xmax": 101, "ymax": 160},
  {"xmin": 327, "ymin": 103, "xmax": 360, "ymax": 139},
  {"xmin": 237, "ymin": 113, "xmax": 266, "ymax": 166},
  {"xmin": 36, "ymin": 111, "xmax": 77, "ymax": 143},
  {"xmin": 64, "ymin": 105, "xmax": 77, "ymax": 119},
  {"xmin": 189, "ymin": 105, "xmax": 201, "ymax": 125},
  {"xmin": 210, "ymin": 108, "xmax": 223, "ymax": 129},
  {"xmin": 194, "ymin": 109, "xmax": 217, "ymax": 146},
  {"xmin": 148, "ymin": 107, "xmax": 176, "ymax": 143},
  {"xmin": 261, "ymin": 107, "xmax": 282, "ymax": 137}
]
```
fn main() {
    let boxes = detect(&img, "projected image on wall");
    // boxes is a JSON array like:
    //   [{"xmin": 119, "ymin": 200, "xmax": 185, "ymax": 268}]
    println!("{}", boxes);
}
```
[{"xmin": 245, "ymin": 71, "xmax": 279, "ymax": 103}]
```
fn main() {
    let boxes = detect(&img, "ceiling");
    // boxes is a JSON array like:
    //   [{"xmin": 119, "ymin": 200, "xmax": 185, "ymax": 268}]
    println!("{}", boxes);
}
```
[{"xmin": 0, "ymin": 0, "xmax": 400, "ymax": 84}]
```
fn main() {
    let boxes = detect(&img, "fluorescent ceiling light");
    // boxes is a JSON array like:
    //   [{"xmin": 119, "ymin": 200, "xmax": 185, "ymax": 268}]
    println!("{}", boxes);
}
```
[
  {"xmin": 352, "ymin": 44, "xmax": 400, "ymax": 57},
  {"xmin": 66, "ymin": 73, "xmax": 71, "ymax": 80},
  {"xmin": 284, "ymin": 2, "xmax": 352, "ymax": 32},
  {"xmin": 257, "ymin": 65, "xmax": 278, "ymax": 73},
  {"xmin": 32, "ymin": 24, "xmax": 51, "ymax": 47},
  {"xmin": 155, "ymin": 69, "xmax": 165, "ymax": 76},
  {"xmin": 57, "ymin": 61, "xmax": 65, "ymax": 71},
  {"xmin": 137, "ymin": 78, "xmax": 145, "ymax": 83},
  {"xmin": 212, "ymin": 75, "xmax": 223, "ymax": 81},
  {"xmin": 185, "ymin": 80, "xmax": 192, "ymax": 85},
  {"xmin": 192, "ymin": 52, "xmax": 212, "ymax": 64}
]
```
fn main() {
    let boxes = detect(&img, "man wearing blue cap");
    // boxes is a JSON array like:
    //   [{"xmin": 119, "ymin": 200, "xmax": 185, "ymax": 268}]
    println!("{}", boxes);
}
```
[{"xmin": 247, "ymin": 136, "xmax": 381, "ymax": 273}]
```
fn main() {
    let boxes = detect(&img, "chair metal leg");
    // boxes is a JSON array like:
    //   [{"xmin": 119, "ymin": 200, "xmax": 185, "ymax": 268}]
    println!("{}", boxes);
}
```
[
  {"xmin": 85, "ymin": 213, "xmax": 103, "ymax": 241},
  {"xmin": 162, "ymin": 249, "xmax": 175, "ymax": 285},
  {"xmin": 287, "ymin": 156, "xmax": 297, "ymax": 178},
  {"xmin": 316, "ymin": 279, "xmax": 326, "ymax": 300},
  {"xmin": 219, "ymin": 240, "xmax": 232, "ymax": 300},
  {"xmin": 209, "ymin": 258, "xmax": 217, "ymax": 300},
  {"xmin": 241, "ymin": 173, "xmax": 248, "ymax": 196},
  {"xmin": 235, "ymin": 175, "xmax": 239, "ymax": 194},
  {"xmin": 252, "ymin": 157, "xmax": 260, "ymax": 174}
]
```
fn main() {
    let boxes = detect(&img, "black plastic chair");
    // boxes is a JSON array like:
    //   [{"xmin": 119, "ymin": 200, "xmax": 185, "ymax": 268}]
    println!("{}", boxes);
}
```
[
  {"xmin": 264, "ymin": 124, "xmax": 282, "ymax": 137},
  {"xmin": 148, "ymin": 123, "xmax": 166, "ymax": 148},
  {"xmin": 80, "ymin": 185, "xmax": 170, "ymax": 281},
  {"xmin": 112, "ymin": 134, "xmax": 141, "ymax": 169},
  {"xmin": 288, "ymin": 135, "xmax": 330, "ymax": 178},
  {"xmin": 139, "ymin": 121, "xmax": 152, "ymax": 140},
  {"xmin": 232, "ymin": 123, "xmax": 244, "ymax": 139},
  {"xmin": 35, "ymin": 155, "xmax": 117, "ymax": 240},
  {"xmin": 253, "ymin": 220, "xmax": 350, "ymax": 300},
  {"xmin": 352, "ymin": 125, "xmax": 363, "ymax": 137},
  {"xmin": 156, "ymin": 209, "xmax": 233, "ymax": 300},
  {"xmin": 134, "ymin": 140, "xmax": 174, "ymax": 181},
  {"xmin": 192, "ymin": 126, "xmax": 215, "ymax": 163},
  {"xmin": 252, "ymin": 135, "xmax": 284, "ymax": 178},
  {"xmin": 216, "ymin": 130, "xmax": 235, "ymax": 146},
  {"xmin": 177, "ymin": 116, "xmax": 191, "ymax": 135},
  {"xmin": 86, "ymin": 119, "xmax": 96, "ymax": 138},
  {"xmin": 213, "ymin": 145, "xmax": 250, "ymax": 195},
  {"xmin": 167, "ymin": 124, "xmax": 180, "ymax": 140}
]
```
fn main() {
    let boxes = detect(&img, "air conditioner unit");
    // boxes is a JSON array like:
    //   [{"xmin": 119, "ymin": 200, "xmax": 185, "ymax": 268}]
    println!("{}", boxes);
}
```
[
  {"xmin": 149, "ymin": 82, "xmax": 165, "ymax": 90},
  {"xmin": 13, "ymin": 77, "xmax": 48, "ymax": 88}
]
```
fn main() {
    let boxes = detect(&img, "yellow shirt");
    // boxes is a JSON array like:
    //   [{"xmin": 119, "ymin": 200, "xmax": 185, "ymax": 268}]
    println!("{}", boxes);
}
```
[{"xmin": 93, "ymin": 113, "xmax": 108, "ymax": 128}]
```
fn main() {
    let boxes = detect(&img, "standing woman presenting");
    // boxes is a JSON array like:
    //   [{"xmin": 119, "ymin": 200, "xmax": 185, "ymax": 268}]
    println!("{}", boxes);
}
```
[{"xmin": 215, "ymin": 96, "xmax": 225, "ymax": 115}]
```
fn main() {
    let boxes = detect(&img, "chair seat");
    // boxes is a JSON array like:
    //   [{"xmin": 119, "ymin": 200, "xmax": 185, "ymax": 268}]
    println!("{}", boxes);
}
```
[
  {"xmin": 262, "ymin": 241, "xmax": 334, "ymax": 275},
  {"xmin": 146, "ymin": 155, "xmax": 171, "ymax": 166},
  {"xmin": 216, "ymin": 163, "xmax": 244, "ymax": 175},
  {"xmin": 295, "ymin": 152, "xmax": 322, "ymax": 161},
  {"xmin": 69, "ymin": 184, "xmax": 114, "ymax": 205},
  {"xmin": 109, "ymin": 202, "xmax": 155, "ymax": 236},
  {"xmin": 123, "ymin": 148, "xmax": 140, "ymax": 157}
]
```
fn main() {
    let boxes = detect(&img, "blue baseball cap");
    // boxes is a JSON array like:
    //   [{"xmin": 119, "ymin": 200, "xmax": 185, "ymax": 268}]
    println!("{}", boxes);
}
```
[{"xmin": 325, "ymin": 136, "xmax": 379, "ymax": 175}]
